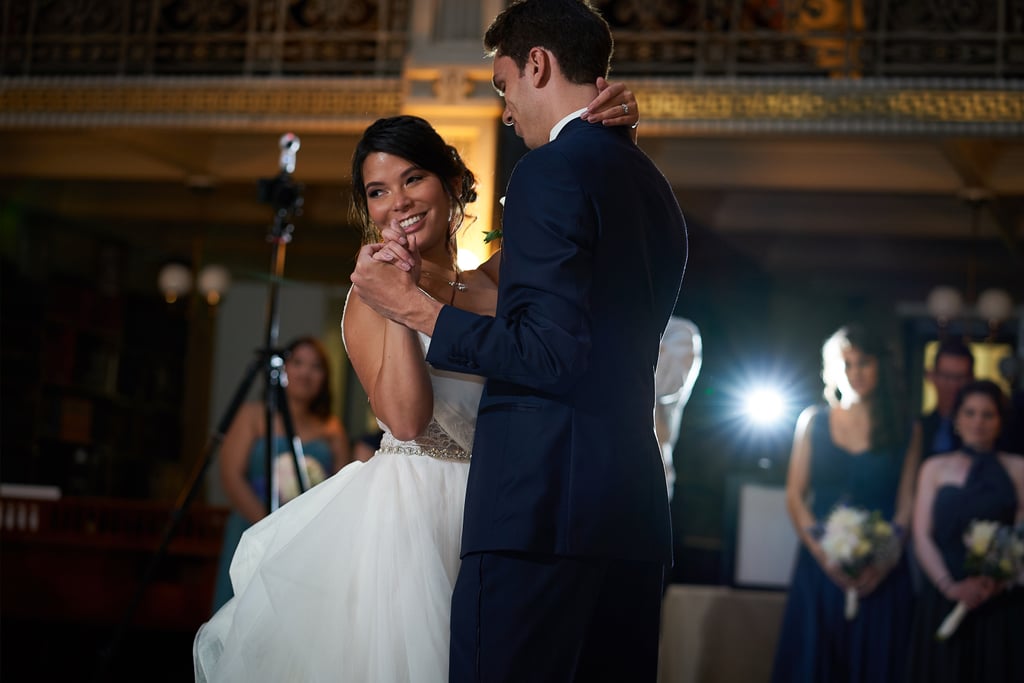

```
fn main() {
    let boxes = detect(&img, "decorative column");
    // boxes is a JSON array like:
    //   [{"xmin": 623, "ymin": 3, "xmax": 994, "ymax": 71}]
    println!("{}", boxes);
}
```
[{"xmin": 403, "ymin": 0, "xmax": 505, "ymax": 269}]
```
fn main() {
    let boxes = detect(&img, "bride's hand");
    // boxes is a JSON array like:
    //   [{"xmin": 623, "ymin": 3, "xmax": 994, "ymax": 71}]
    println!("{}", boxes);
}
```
[
  {"xmin": 582, "ymin": 77, "xmax": 639, "ymax": 128},
  {"xmin": 372, "ymin": 220, "xmax": 421, "ymax": 283}
]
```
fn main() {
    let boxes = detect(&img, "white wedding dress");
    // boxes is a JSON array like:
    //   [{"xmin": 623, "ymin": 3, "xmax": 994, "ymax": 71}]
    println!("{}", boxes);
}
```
[{"xmin": 194, "ymin": 332, "xmax": 481, "ymax": 682}]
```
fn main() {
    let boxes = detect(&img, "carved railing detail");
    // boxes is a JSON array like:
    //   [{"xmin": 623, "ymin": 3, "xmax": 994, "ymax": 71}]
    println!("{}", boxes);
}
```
[
  {"xmin": 2, "ymin": 0, "xmax": 412, "ymax": 76},
  {"xmin": 1, "ymin": 1, "xmax": 1020, "ymax": 134},
  {"xmin": 595, "ymin": 0, "xmax": 1022, "ymax": 78}
]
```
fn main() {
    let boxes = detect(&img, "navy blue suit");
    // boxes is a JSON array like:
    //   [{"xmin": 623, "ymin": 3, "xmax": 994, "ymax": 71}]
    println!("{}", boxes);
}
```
[
  {"xmin": 427, "ymin": 119, "xmax": 687, "ymax": 681},
  {"xmin": 920, "ymin": 410, "xmax": 961, "ymax": 458}
]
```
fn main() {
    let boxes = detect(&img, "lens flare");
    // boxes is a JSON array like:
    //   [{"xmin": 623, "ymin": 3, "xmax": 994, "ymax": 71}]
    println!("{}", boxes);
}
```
[{"xmin": 744, "ymin": 386, "xmax": 786, "ymax": 427}]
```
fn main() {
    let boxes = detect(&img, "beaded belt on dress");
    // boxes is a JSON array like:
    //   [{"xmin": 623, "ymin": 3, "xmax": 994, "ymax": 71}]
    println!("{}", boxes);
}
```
[{"xmin": 378, "ymin": 422, "xmax": 471, "ymax": 462}]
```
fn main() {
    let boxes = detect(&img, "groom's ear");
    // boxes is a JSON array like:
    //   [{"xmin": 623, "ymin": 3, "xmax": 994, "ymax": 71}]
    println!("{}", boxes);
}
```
[{"xmin": 526, "ymin": 47, "xmax": 553, "ymax": 88}]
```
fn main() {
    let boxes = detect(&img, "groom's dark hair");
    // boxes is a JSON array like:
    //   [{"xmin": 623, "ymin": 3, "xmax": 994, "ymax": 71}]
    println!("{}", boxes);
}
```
[{"xmin": 484, "ymin": 0, "xmax": 613, "ymax": 84}]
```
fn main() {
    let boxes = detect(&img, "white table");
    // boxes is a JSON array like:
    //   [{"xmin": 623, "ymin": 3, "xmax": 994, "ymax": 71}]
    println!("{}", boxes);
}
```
[{"xmin": 658, "ymin": 584, "xmax": 787, "ymax": 683}]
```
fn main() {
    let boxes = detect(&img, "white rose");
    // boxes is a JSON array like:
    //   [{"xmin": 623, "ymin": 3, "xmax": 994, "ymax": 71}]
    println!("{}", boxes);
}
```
[{"xmin": 965, "ymin": 520, "xmax": 1000, "ymax": 556}]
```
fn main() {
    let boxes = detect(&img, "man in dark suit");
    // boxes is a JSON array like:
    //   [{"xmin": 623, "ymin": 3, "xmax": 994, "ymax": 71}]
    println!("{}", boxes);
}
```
[
  {"xmin": 908, "ymin": 338, "xmax": 975, "ymax": 594},
  {"xmin": 921, "ymin": 339, "xmax": 974, "ymax": 458},
  {"xmin": 352, "ymin": 1, "xmax": 686, "ymax": 680}
]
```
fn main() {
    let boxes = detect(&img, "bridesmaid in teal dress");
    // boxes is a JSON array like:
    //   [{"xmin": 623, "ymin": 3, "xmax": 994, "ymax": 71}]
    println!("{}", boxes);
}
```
[
  {"xmin": 211, "ymin": 336, "xmax": 351, "ymax": 611},
  {"xmin": 907, "ymin": 380, "xmax": 1024, "ymax": 682},
  {"xmin": 771, "ymin": 324, "xmax": 921, "ymax": 682}
]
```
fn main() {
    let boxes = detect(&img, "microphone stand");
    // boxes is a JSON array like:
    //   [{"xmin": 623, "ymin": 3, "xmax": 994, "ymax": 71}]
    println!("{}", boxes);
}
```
[
  {"xmin": 93, "ymin": 133, "xmax": 311, "ymax": 681},
  {"xmin": 257, "ymin": 132, "xmax": 313, "ymax": 513}
]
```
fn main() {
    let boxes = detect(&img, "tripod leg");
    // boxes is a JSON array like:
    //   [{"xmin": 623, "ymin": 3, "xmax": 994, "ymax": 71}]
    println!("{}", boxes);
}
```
[
  {"xmin": 93, "ymin": 352, "xmax": 267, "ymax": 681},
  {"xmin": 276, "ymin": 380, "xmax": 312, "ymax": 496},
  {"xmin": 264, "ymin": 357, "xmax": 279, "ymax": 514}
]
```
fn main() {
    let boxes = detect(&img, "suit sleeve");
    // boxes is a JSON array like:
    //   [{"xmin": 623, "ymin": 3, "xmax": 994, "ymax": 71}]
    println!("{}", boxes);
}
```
[{"xmin": 426, "ymin": 149, "xmax": 594, "ymax": 395}]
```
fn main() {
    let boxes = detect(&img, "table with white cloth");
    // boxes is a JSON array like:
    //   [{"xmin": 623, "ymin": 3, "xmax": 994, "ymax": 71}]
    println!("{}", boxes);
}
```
[{"xmin": 658, "ymin": 584, "xmax": 786, "ymax": 683}]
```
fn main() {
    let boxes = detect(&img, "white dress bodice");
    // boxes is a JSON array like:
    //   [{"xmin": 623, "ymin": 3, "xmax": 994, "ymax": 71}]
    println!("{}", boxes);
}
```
[{"xmin": 369, "ymin": 332, "xmax": 483, "ymax": 460}]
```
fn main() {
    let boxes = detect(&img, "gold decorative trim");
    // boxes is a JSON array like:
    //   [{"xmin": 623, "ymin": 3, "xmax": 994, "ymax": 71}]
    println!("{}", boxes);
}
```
[
  {"xmin": 3, "ymin": 76, "xmax": 1021, "ymax": 135},
  {"xmin": 0, "ymin": 77, "xmax": 403, "ymax": 130},
  {"xmin": 632, "ymin": 79, "xmax": 1024, "ymax": 135}
]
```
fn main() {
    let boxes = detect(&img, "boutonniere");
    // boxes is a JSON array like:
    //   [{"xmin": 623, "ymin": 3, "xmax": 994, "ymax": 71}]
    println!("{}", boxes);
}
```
[{"xmin": 484, "ymin": 195, "xmax": 505, "ymax": 244}]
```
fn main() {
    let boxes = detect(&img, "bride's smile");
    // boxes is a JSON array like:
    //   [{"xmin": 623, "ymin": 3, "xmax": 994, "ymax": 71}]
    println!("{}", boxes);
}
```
[{"xmin": 362, "ymin": 151, "xmax": 451, "ymax": 253}]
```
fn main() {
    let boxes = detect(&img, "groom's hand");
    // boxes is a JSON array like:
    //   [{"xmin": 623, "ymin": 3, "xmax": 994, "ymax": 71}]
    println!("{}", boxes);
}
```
[
  {"xmin": 351, "ymin": 239, "xmax": 441, "ymax": 336},
  {"xmin": 352, "ymin": 242, "xmax": 414, "ymax": 317}
]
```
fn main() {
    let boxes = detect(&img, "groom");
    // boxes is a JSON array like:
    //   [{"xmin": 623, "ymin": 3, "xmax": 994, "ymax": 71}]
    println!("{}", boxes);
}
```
[{"xmin": 351, "ymin": 0, "xmax": 687, "ymax": 680}]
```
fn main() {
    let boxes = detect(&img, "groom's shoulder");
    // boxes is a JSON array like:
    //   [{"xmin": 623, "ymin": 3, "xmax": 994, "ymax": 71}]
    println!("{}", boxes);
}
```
[
  {"xmin": 513, "ymin": 139, "xmax": 571, "ymax": 174},
  {"xmin": 556, "ymin": 118, "xmax": 626, "ymax": 147},
  {"xmin": 532, "ymin": 122, "xmax": 627, "ymax": 163},
  {"xmin": 512, "ymin": 122, "xmax": 631, "ymax": 179}
]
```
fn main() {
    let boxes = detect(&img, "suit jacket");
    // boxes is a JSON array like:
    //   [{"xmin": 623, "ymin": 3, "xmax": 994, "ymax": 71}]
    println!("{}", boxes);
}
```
[
  {"xmin": 426, "ymin": 120, "xmax": 687, "ymax": 564},
  {"xmin": 920, "ymin": 410, "xmax": 960, "ymax": 458}
]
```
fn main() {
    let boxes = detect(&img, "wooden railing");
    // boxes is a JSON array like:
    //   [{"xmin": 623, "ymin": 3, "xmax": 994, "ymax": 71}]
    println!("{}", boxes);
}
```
[{"xmin": 0, "ymin": 495, "xmax": 229, "ymax": 630}]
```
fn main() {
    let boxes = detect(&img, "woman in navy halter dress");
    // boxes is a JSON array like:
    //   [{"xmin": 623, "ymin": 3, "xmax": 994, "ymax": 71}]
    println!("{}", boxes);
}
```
[
  {"xmin": 771, "ymin": 324, "xmax": 921, "ymax": 683},
  {"xmin": 907, "ymin": 380, "xmax": 1024, "ymax": 682}
]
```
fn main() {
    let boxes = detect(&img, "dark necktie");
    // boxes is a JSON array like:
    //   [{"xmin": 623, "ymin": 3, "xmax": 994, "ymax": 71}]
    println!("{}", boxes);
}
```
[{"xmin": 932, "ymin": 417, "xmax": 955, "ymax": 453}]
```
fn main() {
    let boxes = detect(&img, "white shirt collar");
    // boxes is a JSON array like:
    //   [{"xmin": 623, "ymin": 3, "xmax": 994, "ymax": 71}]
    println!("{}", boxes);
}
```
[{"xmin": 550, "ymin": 108, "xmax": 587, "ymax": 141}]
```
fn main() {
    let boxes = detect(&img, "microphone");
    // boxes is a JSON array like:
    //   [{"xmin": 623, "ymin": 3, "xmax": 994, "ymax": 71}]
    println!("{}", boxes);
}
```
[
  {"xmin": 278, "ymin": 133, "xmax": 300, "ymax": 175},
  {"xmin": 259, "ymin": 133, "xmax": 304, "ymax": 218}
]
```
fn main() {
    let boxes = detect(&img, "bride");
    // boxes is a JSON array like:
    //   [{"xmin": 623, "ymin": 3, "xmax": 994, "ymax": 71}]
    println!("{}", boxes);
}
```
[{"xmin": 194, "ymin": 85, "xmax": 638, "ymax": 681}]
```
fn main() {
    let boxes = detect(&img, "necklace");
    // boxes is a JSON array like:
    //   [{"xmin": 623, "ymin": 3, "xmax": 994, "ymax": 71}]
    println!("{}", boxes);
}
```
[
  {"xmin": 420, "ymin": 269, "xmax": 467, "ymax": 305},
  {"xmin": 446, "ymin": 273, "xmax": 465, "ymax": 305}
]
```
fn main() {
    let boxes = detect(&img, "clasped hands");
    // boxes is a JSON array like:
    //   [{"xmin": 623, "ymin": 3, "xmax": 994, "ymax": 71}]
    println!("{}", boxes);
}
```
[
  {"xmin": 350, "ymin": 220, "xmax": 422, "ymax": 322},
  {"xmin": 814, "ymin": 548, "xmax": 893, "ymax": 598},
  {"xmin": 828, "ymin": 562, "xmax": 888, "ymax": 598}
]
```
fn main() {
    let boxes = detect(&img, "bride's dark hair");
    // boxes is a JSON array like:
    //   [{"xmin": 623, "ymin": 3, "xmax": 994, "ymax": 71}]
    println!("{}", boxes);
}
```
[{"xmin": 351, "ymin": 115, "xmax": 478, "ymax": 249}]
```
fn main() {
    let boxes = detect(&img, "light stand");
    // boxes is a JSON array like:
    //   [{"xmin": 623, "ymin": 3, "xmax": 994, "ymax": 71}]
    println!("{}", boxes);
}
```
[{"xmin": 94, "ymin": 133, "xmax": 311, "ymax": 680}]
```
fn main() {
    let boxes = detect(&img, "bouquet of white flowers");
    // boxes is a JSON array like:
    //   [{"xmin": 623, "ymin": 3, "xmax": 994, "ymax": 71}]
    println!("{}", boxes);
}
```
[
  {"xmin": 275, "ymin": 452, "xmax": 327, "ymax": 505},
  {"xmin": 935, "ymin": 520, "xmax": 1024, "ymax": 640},
  {"xmin": 817, "ymin": 504, "xmax": 901, "ymax": 619}
]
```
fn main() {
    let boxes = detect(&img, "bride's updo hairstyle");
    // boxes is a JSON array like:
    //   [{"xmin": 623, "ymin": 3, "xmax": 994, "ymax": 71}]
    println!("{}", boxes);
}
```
[{"xmin": 351, "ymin": 115, "xmax": 478, "ymax": 247}]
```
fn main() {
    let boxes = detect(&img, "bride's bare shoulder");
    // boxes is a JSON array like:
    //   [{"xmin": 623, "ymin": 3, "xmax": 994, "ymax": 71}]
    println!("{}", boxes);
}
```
[{"xmin": 475, "ymin": 250, "xmax": 501, "ymax": 286}]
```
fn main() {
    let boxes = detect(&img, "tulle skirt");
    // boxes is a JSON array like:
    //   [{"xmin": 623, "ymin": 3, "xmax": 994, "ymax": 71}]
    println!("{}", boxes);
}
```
[{"xmin": 194, "ymin": 450, "xmax": 469, "ymax": 682}]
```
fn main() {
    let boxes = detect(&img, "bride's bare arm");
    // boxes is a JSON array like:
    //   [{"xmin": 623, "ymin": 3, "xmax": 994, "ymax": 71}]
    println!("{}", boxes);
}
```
[
  {"xmin": 343, "ymin": 291, "xmax": 434, "ymax": 441},
  {"xmin": 583, "ymin": 78, "xmax": 640, "ymax": 142}
]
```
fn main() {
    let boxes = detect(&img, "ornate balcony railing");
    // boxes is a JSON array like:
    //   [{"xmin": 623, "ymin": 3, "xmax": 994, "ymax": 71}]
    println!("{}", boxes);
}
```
[
  {"xmin": 2, "ymin": 0, "xmax": 1021, "ymax": 79},
  {"xmin": 1, "ymin": 0, "xmax": 412, "ymax": 77},
  {"xmin": 597, "ymin": 0, "xmax": 1024, "ymax": 78},
  {"xmin": 1, "ymin": 1, "xmax": 1021, "ymax": 136}
]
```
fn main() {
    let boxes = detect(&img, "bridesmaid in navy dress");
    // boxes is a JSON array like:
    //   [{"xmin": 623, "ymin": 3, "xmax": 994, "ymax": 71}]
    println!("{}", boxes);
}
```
[
  {"xmin": 772, "ymin": 324, "xmax": 921, "ymax": 683},
  {"xmin": 211, "ymin": 336, "xmax": 352, "ymax": 611},
  {"xmin": 907, "ymin": 379, "xmax": 1024, "ymax": 682}
]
